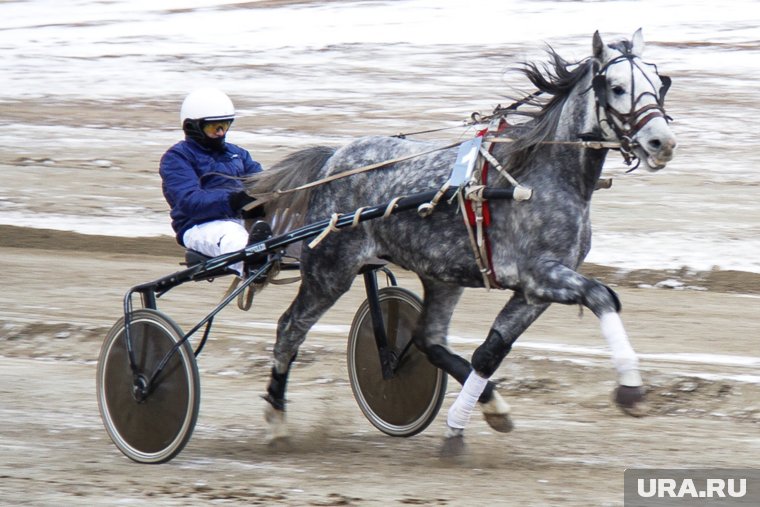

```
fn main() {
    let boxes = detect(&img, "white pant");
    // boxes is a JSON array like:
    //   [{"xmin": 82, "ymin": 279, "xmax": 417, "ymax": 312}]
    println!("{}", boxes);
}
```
[{"xmin": 182, "ymin": 219, "xmax": 248, "ymax": 275}]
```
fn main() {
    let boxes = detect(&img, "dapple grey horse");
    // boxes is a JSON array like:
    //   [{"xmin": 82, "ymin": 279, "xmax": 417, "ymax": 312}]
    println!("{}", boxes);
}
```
[{"xmin": 248, "ymin": 29, "xmax": 677, "ymax": 447}]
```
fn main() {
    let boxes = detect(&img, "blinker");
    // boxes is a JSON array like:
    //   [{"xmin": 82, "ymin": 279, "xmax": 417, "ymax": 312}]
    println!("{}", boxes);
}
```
[
  {"xmin": 659, "ymin": 75, "xmax": 672, "ymax": 103},
  {"xmin": 592, "ymin": 74, "xmax": 608, "ymax": 108}
]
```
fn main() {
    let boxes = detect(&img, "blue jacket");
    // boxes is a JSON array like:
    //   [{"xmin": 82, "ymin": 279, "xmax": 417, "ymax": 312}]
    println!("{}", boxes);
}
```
[{"xmin": 159, "ymin": 138, "xmax": 263, "ymax": 245}]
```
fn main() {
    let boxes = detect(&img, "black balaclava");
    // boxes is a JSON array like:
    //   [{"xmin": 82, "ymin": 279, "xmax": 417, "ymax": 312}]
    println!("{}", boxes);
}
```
[{"xmin": 183, "ymin": 119, "xmax": 227, "ymax": 152}]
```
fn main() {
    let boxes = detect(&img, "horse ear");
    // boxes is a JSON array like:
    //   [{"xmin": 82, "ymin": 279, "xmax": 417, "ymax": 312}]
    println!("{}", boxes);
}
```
[
  {"xmin": 631, "ymin": 28, "xmax": 645, "ymax": 57},
  {"xmin": 592, "ymin": 30, "xmax": 606, "ymax": 61}
]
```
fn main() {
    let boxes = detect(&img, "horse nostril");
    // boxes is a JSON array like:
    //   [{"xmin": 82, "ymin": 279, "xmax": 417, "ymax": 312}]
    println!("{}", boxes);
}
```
[
  {"xmin": 647, "ymin": 136, "xmax": 677, "ymax": 161},
  {"xmin": 659, "ymin": 137, "xmax": 677, "ymax": 154}
]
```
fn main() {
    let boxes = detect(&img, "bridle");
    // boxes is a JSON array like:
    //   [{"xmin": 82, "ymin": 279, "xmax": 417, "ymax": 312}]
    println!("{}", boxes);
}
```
[{"xmin": 591, "ymin": 47, "xmax": 672, "ymax": 168}]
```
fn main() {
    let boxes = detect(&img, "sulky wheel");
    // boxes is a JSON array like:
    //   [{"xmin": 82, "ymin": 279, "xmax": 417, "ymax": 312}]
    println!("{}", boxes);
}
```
[
  {"xmin": 96, "ymin": 309, "xmax": 200, "ymax": 464},
  {"xmin": 348, "ymin": 286, "xmax": 446, "ymax": 437}
]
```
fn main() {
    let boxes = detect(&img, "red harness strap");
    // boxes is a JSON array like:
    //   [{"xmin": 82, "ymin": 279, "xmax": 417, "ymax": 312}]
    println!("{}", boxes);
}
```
[{"xmin": 464, "ymin": 119, "xmax": 508, "ymax": 289}]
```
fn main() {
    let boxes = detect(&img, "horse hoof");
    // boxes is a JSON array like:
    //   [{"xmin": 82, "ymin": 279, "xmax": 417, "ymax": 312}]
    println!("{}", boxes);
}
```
[
  {"xmin": 440, "ymin": 434, "xmax": 466, "ymax": 458},
  {"xmin": 614, "ymin": 385, "xmax": 648, "ymax": 417},
  {"xmin": 264, "ymin": 403, "xmax": 290, "ymax": 441},
  {"xmin": 483, "ymin": 413, "xmax": 514, "ymax": 433},
  {"xmin": 267, "ymin": 436, "xmax": 293, "ymax": 452},
  {"xmin": 480, "ymin": 391, "xmax": 514, "ymax": 432}
]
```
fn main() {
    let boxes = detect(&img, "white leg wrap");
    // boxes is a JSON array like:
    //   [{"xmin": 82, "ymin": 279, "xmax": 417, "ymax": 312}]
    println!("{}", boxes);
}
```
[
  {"xmin": 600, "ymin": 312, "xmax": 642, "ymax": 387},
  {"xmin": 447, "ymin": 372, "xmax": 488, "ymax": 430}
]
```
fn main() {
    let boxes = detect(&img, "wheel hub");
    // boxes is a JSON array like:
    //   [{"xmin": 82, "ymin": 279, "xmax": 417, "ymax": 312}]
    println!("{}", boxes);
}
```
[{"xmin": 132, "ymin": 373, "xmax": 149, "ymax": 403}]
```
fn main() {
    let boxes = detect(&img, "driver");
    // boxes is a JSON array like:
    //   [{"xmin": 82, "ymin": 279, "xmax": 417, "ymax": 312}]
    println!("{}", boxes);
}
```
[{"xmin": 159, "ymin": 88, "xmax": 271, "ymax": 277}]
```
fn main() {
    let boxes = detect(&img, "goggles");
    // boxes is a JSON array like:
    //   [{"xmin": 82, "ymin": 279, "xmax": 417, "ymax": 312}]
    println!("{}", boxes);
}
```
[{"xmin": 202, "ymin": 120, "xmax": 233, "ymax": 135}]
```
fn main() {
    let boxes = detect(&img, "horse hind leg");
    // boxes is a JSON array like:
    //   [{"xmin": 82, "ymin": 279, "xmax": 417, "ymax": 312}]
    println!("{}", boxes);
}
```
[
  {"xmin": 479, "ymin": 390, "xmax": 513, "ymax": 433},
  {"xmin": 412, "ymin": 280, "xmax": 532, "ymax": 443},
  {"xmin": 412, "ymin": 279, "xmax": 470, "ymax": 384},
  {"xmin": 263, "ymin": 264, "xmax": 356, "ymax": 443},
  {"xmin": 263, "ymin": 352, "xmax": 295, "ymax": 444},
  {"xmin": 446, "ymin": 293, "xmax": 548, "ymax": 439},
  {"xmin": 407, "ymin": 281, "xmax": 470, "ymax": 456}
]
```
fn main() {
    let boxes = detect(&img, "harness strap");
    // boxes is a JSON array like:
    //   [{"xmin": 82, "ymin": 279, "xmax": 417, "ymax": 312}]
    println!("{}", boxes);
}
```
[
  {"xmin": 460, "ymin": 119, "xmax": 509, "ymax": 290},
  {"xmin": 221, "ymin": 277, "xmax": 256, "ymax": 311},
  {"xmin": 308, "ymin": 212, "xmax": 340, "ymax": 249},
  {"xmin": 222, "ymin": 262, "xmax": 302, "ymax": 311},
  {"xmin": 383, "ymin": 196, "xmax": 404, "ymax": 218},
  {"xmin": 249, "ymin": 140, "xmax": 463, "ymax": 207},
  {"xmin": 630, "ymin": 108, "xmax": 666, "ymax": 133},
  {"xmin": 457, "ymin": 188, "xmax": 493, "ymax": 290},
  {"xmin": 417, "ymin": 181, "xmax": 451, "ymax": 217},
  {"xmin": 260, "ymin": 262, "xmax": 302, "ymax": 286},
  {"xmin": 306, "ymin": 196, "xmax": 404, "ymax": 250},
  {"xmin": 479, "ymin": 146, "xmax": 522, "ymax": 188},
  {"xmin": 485, "ymin": 136, "xmax": 622, "ymax": 150},
  {"xmin": 352, "ymin": 207, "xmax": 368, "ymax": 227}
]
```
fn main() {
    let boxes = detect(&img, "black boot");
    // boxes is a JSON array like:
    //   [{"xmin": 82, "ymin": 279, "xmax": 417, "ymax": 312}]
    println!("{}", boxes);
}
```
[
  {"xmin": 248, "ymin": 220, "xmax": 273, "ymax": 246},
  {"xmin": 245, "ymin": 221, "xmax": 273, "ymax": 281}
]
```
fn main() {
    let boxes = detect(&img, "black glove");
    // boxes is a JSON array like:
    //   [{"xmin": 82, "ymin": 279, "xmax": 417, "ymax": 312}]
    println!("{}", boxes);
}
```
[
  {"xmin": 228, "ymin": 190, "xmax": 266, "ymax": 219},
  {"xmin": 228, "ymin": 190, "xmax": 256, "ymax": 213},
  {"xmin": 242, "ymin": 206, "xmax": 266, "ymax": 219}
]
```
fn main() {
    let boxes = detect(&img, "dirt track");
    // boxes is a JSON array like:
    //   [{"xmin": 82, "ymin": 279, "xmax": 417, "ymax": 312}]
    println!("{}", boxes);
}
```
[
  {"xmin": 2, "ymin": 3, "xmax": 760, "ymax": 503},
  {"xmin": 1, "ymin": 233, "xmax": 758, "ymax": 506}
]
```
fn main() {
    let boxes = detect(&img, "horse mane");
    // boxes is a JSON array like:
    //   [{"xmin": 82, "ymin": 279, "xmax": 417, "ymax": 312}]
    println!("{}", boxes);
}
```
[{"xmin": 501, "ymin": 48, "xmax": 594, "ymax": 176}]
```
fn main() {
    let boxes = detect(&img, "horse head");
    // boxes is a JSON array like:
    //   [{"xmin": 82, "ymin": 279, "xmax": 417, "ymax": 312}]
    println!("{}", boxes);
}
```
[{"xmin": 591, "ymin": 28, "xmax": 677, "ymax": 171}]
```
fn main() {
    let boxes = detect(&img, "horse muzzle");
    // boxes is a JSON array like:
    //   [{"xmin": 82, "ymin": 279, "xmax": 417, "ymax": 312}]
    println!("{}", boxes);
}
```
[
  {"xmin": 637, "ymin": 136, "xmax": 677, "ymax": 171},
  {"xmin": 631, "ymin": 120, "xmax": 677, "ymax": 172}
]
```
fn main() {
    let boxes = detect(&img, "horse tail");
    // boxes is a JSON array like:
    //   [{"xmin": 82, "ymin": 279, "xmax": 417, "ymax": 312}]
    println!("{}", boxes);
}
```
[{"xmin": 246, "ymin": 145, "xmax": 336, "ymax": 233}]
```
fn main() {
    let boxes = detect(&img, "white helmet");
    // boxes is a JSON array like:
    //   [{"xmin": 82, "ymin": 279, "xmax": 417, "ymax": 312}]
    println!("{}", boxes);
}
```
[{"xmin": 180, "ymin": 88, "xmax": 235, "ymax": 127}]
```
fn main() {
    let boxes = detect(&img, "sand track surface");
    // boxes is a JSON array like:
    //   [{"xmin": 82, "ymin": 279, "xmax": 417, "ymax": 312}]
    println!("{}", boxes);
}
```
[{"xmin": 1, "ymin": 241, "xmax": 758, "ymax": 506}]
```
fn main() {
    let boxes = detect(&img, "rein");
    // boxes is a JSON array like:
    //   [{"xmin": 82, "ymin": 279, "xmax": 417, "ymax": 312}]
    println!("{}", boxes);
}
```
[
  {"xmin": 246, "ymin": 51, "xmax": 670, "ymax": 288},
  {"xmin": 484, "ymin": 136, "xmax": 622, "ymax": 149},
  {"xmin": 246, "ymin": 126, "xmax": 621, "ymax": 211},
  {"xmin": 247, "ymin": 140, "xmax": 463, "ymax": 207},
  {"xmin": 249, "ymin": 44, "xmax": 671, "ymax": 211}
]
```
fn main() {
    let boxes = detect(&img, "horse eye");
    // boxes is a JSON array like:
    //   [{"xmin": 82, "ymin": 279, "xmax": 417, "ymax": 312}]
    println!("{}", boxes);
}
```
[{"xmin": 612, "ymin": 85, "xmax": 626, "ymax": 96}]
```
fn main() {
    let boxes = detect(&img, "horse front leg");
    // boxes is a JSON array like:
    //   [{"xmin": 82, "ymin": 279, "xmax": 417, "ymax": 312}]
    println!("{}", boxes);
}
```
[
  {"xmin": 527, "ymin": 261, "xmax": 646, "ymax": 416},
  {"xmin": 446, "ymin": 293, "xmax": 548, "ymax": 440}
]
